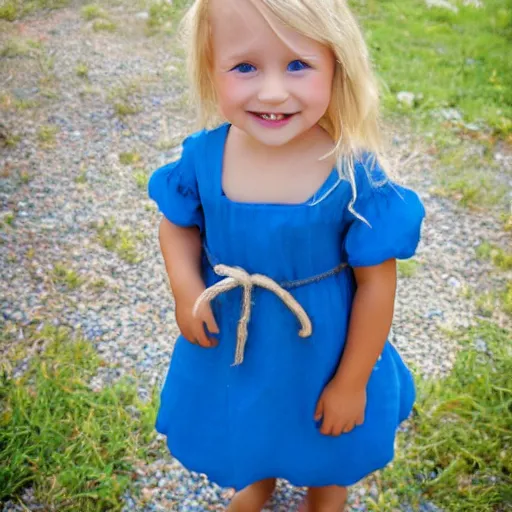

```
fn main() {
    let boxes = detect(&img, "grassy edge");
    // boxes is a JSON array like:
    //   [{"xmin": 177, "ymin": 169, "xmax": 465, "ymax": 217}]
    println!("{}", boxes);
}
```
[
  {"xmin": 367, "ymin": 321, "xmax": 512, "ymax": 511},
  {"xmin": 0, "ymin": 325, "xmax": 159, "ymax": 511}
]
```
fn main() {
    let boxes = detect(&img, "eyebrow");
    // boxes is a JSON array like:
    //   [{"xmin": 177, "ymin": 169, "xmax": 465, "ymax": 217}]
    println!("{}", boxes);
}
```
[{"xmin": 220, "ymin": 50, "xmax": 322, "ymax": 64}]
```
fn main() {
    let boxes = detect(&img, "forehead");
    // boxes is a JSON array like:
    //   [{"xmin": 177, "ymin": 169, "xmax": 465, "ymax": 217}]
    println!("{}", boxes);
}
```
[{"xmin": 208, "ymin": 0, "xmax": 328, "ymax": 61}]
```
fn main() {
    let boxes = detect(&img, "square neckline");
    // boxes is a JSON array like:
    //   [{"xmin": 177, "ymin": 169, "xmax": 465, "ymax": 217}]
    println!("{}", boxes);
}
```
[{"xmin": 215, "ymin": 123, "xmax": 343, "ymax": 208}]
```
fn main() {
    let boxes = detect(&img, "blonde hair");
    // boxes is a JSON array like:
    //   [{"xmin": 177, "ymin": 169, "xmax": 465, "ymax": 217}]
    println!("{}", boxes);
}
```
[{"xmin": 181, "ymin": 0, "xmax": 388, "ymax": 218}]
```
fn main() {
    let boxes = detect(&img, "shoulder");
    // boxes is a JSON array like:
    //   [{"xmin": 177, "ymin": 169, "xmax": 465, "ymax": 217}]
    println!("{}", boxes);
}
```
[
  {"xmin": 181, "ymin": 123, "xmax": 229, "ymax": 152},
  {"xmin": 353, "ymin": 152, "xmax": 388, "ymax": 189}
]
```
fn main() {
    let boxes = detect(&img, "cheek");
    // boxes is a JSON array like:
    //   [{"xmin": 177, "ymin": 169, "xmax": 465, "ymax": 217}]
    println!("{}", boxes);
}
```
[
  {"xmin": 214, "ymin": 74, "xmax": 251, "ymax": 114},
  {"xmin": 305, "ymin": 74, "xmax": 333, "ymax": 111}
]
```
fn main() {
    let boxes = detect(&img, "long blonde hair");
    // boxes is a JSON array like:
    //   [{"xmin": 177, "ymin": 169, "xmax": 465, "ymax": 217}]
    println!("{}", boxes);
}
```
[{"xmin": 180, "ymin": 0, "xmax": 388, "ymax": 218}]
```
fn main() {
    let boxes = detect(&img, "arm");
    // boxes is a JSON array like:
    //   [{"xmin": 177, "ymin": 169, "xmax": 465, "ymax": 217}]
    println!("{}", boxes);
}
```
[
  {"xmin": 159, "ymin": 217, "xmax": 219, "ymax": 346},
  {"xmin": 333, "ymin": 258, "xmax": 397, "ymax": 389},
  {"xmin": 314, "ymin": 259, "xmax": 397, "ymax": 436},
  {"xmin": 159, "ymin": 217, "xmax": 204, "ymax": 298}
]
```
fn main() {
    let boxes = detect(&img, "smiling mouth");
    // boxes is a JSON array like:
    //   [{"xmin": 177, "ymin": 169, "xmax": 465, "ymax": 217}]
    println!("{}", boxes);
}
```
[{"xmin": 250, "ymin": 112, "xmax": 295, "ymax": 121}]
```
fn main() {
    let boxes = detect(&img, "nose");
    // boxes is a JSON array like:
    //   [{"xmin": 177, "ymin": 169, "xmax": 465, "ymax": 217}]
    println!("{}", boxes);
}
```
[{"xmin": 257, "ymin": 71, "xmax": 289, "ymax": 104}]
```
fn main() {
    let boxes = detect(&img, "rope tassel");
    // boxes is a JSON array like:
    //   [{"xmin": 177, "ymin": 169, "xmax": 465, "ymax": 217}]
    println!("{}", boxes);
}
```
[{"xmin": 193, "ymin": 264, "xmax": 313, "ymax": 366}]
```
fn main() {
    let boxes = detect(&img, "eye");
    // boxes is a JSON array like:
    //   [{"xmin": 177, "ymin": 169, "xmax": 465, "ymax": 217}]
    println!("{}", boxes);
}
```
[
  {"xmin": 287, "ymin": 60, "xmax": 310, "ymax": 72},
  {"xmin": 231, "ymin": 62, "xmax": 256, "ymax": 73}
]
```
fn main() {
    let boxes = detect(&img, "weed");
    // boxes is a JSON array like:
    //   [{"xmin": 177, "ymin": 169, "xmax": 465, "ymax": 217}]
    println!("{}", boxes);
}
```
[
  {"xmin": 119, "ymin": 152, "xmax": 142, "ymax": 165},
  {"xmin": 3, "ymin": 212, "xmax": 15, "ymax": 226},
  {"xmin": 476, "ymin": 241, "xmax": 512, "ymax": 270},
  {"xmin": 37, "ymin": 124, "xmax": 59, "ymax": 147},
  {"xmin": 52, "ymin": 263, "xmax": 83, "ymax": 290},
  {"xmin": 75, "ymin": 62, "xmax": 89, "ymax": 78},
  {"xmin": 92, "ymin": 18, "xmax": 116, "ymax": 32},
  {"xmin": 95, "ymin": 218, "xmax": 142, "ymax": 264},
  {"xmin": 398, "ymin": 259, "xmax": 420, "ymax": 278},
  {"xmin": 0, "ymin": 38, "xmax": 40, "ymax": 58},
  {"xmin": 372, "ymin": 321, "xmax": 512, "ymax": 510},
  {"xmin": 91, "ymin": 278, "xmax": 107, "ymax": 290},
  {"xmin": 75, "ymin": 170, "xmax": 87, "ymax": 184},
  {"xmin": 81, "ymin": 3, "xmax": 106, "ymax": 20},
  {"xmin": 134, "ymin": 170, "xmax": 149, "ymax": 190},
  {"xmin": 501, "ymin": 281, "xmax": 512, "ymax": 316},
  {"xmin": 146, "ymin": 0, "xmax": 189, "ymax": 34},
  {"xmin": 20, "ymin": 169, "xmax": 32, "ymax": 184},
  {"xmin": 0, "ymin": 325, "xmax": 158, "ymax": 510}
]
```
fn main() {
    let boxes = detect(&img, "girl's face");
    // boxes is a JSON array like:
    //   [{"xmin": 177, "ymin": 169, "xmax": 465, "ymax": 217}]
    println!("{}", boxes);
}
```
[{"xmin": 209, "ymin": 0, "xmax": 335, "ymax": 148}]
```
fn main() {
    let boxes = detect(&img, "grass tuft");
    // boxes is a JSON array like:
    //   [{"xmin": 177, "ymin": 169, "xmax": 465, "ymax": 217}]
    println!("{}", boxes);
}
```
[
  {"xmin": 92, "ymin": 18, "xmax": 117, "ymax": 32},
  {"xmin": 81, "ymin": 3, "xmax": 106, "ymax": 20},
  {"xmin": 146, "ymin": 0, "xmax": 189, "ymax": 33},
  {"xmin": 0, "ymin": 325, "xmax": 158, "ymax": 511},
  {"xmin": 37, "ymin": 124, "xmax": 59, "ymax": 147},
  {"xmin": 476, "ymin": 241, "xmax": 512, "ymax": 270},
  {"xmin": 134, "ymin": 170, "xmax": 149, "ymax": 190},
  {"xmin": 95, "ymin": 217, "xmax": 143, "ymax": 264},
  {"xmin": 373, "ymin": 321, "xmax": 512, "ymax": 511},
  {"xmin": 397, "ymin": 259, "xmax": 420, "ymax": 278},
  {"xmin": 119, "ymin": 151, "xmax": 141, "ymax": 165},
  {"xmin": 75, "ymin": 62, "xmax": 89, "ymax": 78},
  {"xmin": 52, "ymin": 263, "xmax": 83, "ymax": 290}
]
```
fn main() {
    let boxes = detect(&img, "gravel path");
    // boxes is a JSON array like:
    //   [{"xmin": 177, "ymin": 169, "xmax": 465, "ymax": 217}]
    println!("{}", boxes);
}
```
[{"xmin": 1, "ymin": 4, "xmax": 510, "ymax": 511}]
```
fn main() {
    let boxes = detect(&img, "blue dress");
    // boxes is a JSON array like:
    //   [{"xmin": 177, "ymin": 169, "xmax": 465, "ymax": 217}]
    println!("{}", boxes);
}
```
[{"xmin": 148, "ymin": 123, "xmax": 425, "ymax": 490}]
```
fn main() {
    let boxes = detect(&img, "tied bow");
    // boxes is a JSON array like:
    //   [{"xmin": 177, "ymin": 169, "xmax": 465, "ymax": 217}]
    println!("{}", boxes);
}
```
[{"xmin": 193, "ymin": 264, "xmax": 313, "ymax": 365}]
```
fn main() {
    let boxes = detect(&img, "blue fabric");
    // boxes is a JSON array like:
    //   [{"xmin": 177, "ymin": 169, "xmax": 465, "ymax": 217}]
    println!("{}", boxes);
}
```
[{"xmin": 149, "ymin": 123, "xmax": 425, "ymax": 490}]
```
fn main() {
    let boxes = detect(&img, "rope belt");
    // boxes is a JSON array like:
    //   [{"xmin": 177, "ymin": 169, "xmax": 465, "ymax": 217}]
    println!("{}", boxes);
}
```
[{"xmin": 193, "ymin": 248, "xmax": 348, "ymax": 366}]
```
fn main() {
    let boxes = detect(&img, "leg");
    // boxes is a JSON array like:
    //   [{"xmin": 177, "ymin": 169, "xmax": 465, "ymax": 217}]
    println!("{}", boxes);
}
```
[
  {"xmin": 303, "ymin": 485, "xmax": 347, "ymax": 512},
  {"xmin": 226, "ymin": 478, "xmax": 277, "ymax": 512}
]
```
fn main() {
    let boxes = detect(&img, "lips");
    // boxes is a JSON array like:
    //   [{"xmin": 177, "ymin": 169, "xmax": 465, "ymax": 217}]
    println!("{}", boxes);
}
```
[{"xmin": 251, "ymin": 112, "xmax": 294, "ymax": 121}]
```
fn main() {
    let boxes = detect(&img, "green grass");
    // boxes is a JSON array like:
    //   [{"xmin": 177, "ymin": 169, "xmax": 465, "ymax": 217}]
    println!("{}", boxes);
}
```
[
  {"xmin": 119, "ymin": 151, "xmax": 142, "ymax": 165},
  {"xmin": 92, "ymin": 18, "xmax": 117, "ymax": 32},
  {"xmin": 52, "ymin": 263, "xmax": 83, "ymax": 290},
  {"xmin": 134, "ymin": 170, "xmax": 149, "ymax": 190},
  {"xmin": 397, "ymin": 259, "xmax": 420, "ymax": 278},
  {"xmin": 146, "ymin": 0, "xmax": 190, "ymax": 34},
  {"xmin": 75, "ymin": 62, "xmax": 89, "ymax": 78},
  {"xmin": 476, "ymin": 241, "xmax": 512, "ymax": 270},
  {"xmin": 353, "ymin": 0, "xmax": 512, "ymax": 137},
  {"xmin": 0, "ymin": 325, "xmax": 158, "ymax": 511},
  {"xmin": 95, "ymin": 217, "xmax": 143, "ymax": 264},
  {"xmin": 81, "ymin": 3, "xmax": 107, "ymax": 21},
  {"xmin": 372, "ymin": 321, "xmax": 512, "ymax": 511},
  {"xmin": 0, "ymin": 0, "xmax": 70, "ymax": 20},
  {"xmin": 108, "ymin": 83, "xmax": 141, "ymax": 118},
  {"xmin": 75, "ymin": 170, "xmax": 87, "ymax": 184},
  {"xmin": 37, "ymin": 124, "xmax": 59, "ymax": 147},
  {"xmin": 0, "ymin": 38, "xmax": 41, "ymax": 58},
  {"xmin": 501, "ymin": 281, "xmax": 512, "ymax": 315}
]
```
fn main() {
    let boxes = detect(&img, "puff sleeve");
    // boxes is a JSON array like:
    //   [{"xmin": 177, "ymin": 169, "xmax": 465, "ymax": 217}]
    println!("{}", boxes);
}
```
[
  {"xmin": 148, "ymin": 134, "xmax": 204, "ymax": 234},
  {"xmin": 344, "ymin": 159, "xmax": 425, "ymax": 267}
]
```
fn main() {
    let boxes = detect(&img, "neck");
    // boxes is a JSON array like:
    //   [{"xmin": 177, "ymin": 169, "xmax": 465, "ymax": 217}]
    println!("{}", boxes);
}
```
[{"xmin": 234, "ymin": 124, "xmax": 333, "ymax": 160}]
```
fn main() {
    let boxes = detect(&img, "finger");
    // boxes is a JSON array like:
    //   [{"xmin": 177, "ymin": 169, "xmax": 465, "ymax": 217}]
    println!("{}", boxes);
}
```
[
  {"xmin": 320, "ymin": 417, "xmax": 333, "ymax": 436},
  {"xmin": 203, "ymin": 306, "xmax": 220, "ymax": 334},
  {"xmin": 332, "ymin": 422, "xmax": 345, "ymax": 437},
  {"xmin": 342, "ymin": 422, "xmax": 356, "ymax": 434},
  {"xmin": 193, "ymin": 324, "xmax": 213, "ymax": 348},
  {"xmin": 200, "ymin": 321, "xmax": 219, "ymax": 348},
  {"xmin": 314, "ymin": 398, "xmax": 323, "ymax": 421}
]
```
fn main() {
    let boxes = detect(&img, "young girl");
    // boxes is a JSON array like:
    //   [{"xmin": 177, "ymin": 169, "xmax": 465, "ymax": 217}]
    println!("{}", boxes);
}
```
[{"xmin": 149, "ymin": 0, "xmax": 425, "ymax": 510}]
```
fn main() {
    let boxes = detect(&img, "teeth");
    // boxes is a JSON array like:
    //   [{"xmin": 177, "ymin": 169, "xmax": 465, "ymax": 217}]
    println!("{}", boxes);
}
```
[{"xmin": 261, "ymin": 113, "xmax": 284, "ymax": 121}]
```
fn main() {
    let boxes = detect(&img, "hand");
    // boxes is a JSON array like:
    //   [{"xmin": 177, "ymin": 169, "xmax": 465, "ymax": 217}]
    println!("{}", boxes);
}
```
[
  {"xmin": 314, "ymin": 378, "xmax": 366, "ymax": 436},
  {"xmin": 174, "ymin": 283, "xmax": 220, "ymax": 348}
]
